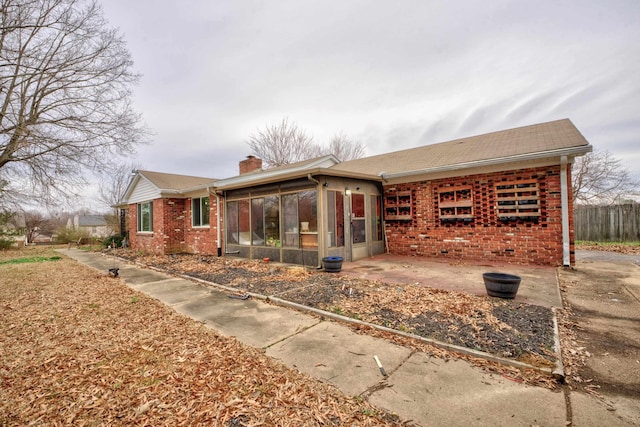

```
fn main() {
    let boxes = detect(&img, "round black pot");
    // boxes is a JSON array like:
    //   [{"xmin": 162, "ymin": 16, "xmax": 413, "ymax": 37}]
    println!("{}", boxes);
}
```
[
  {"xmin": 483, "ymin": 272, "xmax": 521, "ymax": 299},
  {"xmin": 322, "ymin": 256, "xmax": 343, "ymax": 273}
]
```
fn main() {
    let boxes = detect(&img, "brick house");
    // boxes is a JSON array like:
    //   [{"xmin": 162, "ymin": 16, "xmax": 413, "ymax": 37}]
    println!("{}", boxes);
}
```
[{"xmin": 119, "ymin": 119, "xmax": 591, "ymax": 267}]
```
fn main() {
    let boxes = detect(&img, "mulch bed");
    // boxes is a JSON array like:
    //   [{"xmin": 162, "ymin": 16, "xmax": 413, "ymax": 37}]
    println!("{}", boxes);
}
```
[{"xmin": 118, "ymin": 252, "xmax": 557, "ymax": 369}]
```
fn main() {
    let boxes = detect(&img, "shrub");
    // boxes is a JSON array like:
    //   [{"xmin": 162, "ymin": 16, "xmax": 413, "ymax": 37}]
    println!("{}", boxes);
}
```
[
  {"xmin": 55, "ymin": 226, "xmax": 89, "ymax": 244},
  {"xmin": 0, "ymin": 237, "xmax": 15, "ymax": 250},
  {"xmin": 103, "ymin": 235, "xmax": 124, "ymax": 248}
]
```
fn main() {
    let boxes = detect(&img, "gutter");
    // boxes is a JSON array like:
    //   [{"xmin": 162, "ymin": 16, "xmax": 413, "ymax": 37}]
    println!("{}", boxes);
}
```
[
  {"xmin": 215, "ymin": 191, "xmax": 222, "ymax": 257},
  {"xmin": 380, "ymin": 146, "xmax": 592, "ymax": 181},
  {"xmin": 560, "ymin": 156, "xmax": 571, "ymax": 266}
]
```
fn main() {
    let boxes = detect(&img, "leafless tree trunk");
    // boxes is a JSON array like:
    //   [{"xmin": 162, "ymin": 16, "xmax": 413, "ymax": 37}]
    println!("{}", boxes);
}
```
[
  {"xmin": 0, "ymin": 0, "xmax": 146, "ymax": 207},
  {"xmin": 572, "ymin": 150, "xmax": 639, "ymax": 205}
]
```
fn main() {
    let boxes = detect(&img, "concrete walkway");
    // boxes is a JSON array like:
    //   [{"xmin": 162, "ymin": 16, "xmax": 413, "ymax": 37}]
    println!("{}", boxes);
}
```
[{"xmin": 61, "ymin": 249, "xmax": 633, "ymax": 426}]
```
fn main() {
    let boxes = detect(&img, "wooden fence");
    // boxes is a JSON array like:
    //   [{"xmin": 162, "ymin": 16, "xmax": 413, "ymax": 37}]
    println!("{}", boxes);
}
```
[{"xmin": 575, "ymin": 204, "xmax": 640, "ymax": 242}]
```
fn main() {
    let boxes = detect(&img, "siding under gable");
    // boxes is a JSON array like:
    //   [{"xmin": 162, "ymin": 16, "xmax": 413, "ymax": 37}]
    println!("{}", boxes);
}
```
[{"xmin": 129, "ymin": 178, "xmax": 160, "ymax": 204}]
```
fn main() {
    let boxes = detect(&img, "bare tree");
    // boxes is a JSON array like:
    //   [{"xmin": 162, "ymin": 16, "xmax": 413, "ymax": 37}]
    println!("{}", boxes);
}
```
[
  {"xmin": 97, "ymin": 161, "xmax": 140, "ymax": 235},
  {"xmin": 326, "ymin": 132, "xmax": 366, "ymax": 161},
  {"xmin": 97, "ymin": 162, "xmax": 141, "ymax": 212},
  {"xmin": 246, "ymin": 118, "xmax": 322, "ymax": 168},
  {"xmin": 14, "ymin": 210, "xmax": 50, "ymax": 243},
  {"xmin": 572, "ymin": 150, "xmax": 640, "ymax": 205},
  {"xmin": 0, "ymin": 0, "xmax": 146, "ymax": 207}
]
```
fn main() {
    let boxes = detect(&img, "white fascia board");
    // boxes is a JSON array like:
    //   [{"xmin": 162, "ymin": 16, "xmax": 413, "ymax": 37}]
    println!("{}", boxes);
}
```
[
  {"xmin": 119, "ymin": 174, "xmax": 142, "ymax": 204},
  {"xmin": 381, "ymin": 146, "xmax": 592, "ymax": 180},
  {"xmin": 180, "ymin": 181, "xmax": 217, "ymax": 194}
]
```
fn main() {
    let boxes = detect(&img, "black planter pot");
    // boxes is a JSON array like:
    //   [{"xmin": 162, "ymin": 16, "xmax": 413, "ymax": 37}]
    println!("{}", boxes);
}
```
[
  {"xmin": 322, "ymin": 256, "xmax": 343, "ymax": 273},
  {"xmin": 483, "ymin": 272, "xmax": 521, "ymax": 299}
]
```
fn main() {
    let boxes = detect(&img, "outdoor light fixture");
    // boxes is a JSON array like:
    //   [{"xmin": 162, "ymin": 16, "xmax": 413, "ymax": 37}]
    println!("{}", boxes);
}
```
[{"xmin": 345, "ymin": 188, "xmax": 352, "ymax": 196}]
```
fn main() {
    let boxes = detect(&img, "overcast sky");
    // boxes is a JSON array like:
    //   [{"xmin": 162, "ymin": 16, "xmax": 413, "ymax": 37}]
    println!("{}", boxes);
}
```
[{"xmin": 91, "ymin": 0, "xmax": 639, "ymax": 207}]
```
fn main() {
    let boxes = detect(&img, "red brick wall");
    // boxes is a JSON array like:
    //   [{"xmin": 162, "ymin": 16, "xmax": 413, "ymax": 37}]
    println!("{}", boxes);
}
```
[
  {"xmin": 162, "ymin": 198, "xmax": 187, "ymax": 254},
  {"xmin": 239, "ymin": 156, "xmax": 262, "ymax": 174},
  {"xmin": 384, "ymin": 166, "xmax": 572, "ymax": 266},
  {"xmin": 183, "ymin": 195, "xmax": 221, "ymax": 254},
  {"xmin": 128, "ymin": 195, "xmax": 223, "ymax": 255},
  {"xmin": 129, "ymin": 199, "xmax": 167, "ymax": 253}
]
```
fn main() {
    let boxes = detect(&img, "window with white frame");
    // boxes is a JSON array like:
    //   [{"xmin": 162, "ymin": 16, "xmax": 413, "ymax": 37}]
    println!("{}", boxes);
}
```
[
  {"xmin": 192, "ymin": 197, "xmax": 210, "ymax": 227},
  {"xmin": 137, "ymin": 201, "xmax": 153, "ymax": 232}
]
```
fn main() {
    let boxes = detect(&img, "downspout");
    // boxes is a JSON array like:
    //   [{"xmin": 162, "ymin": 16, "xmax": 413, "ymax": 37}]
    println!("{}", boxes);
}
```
[
  {"xmin": 560, "ymin": 156, "xmax": 571, "ymax": 267},
  {"xmin": 307, "ymin": 174, "xmax": 323, "ymax": 269},
  {"xmin": 215, "ymin": 192, "xmax": 222, "ymax": 257}
]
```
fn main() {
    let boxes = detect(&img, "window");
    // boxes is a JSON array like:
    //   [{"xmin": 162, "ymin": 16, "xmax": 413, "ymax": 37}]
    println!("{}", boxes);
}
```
[
  {"xmin": 298, "ymin": 190, "xmax": 318, "ymax": 248},
  {"xmin": 192, "ymin": 197, "xmax": 210, "ymax": 227},
  {"xmin": 137, "ymin": 201, "xmax": 153, "ymax": 232},
  {"xmin": 282, "ymin": 193, "xmax": 299, "ymax": 248},
  {"xmin": 227, "ymin": 201, "xmax": 239, "ymax": 244},
  {"xmin": 251, "ymin": 198, "xmax": 264, "ymax": 245},
  {"xmin": 327, "ymin": 191, "xmax": 344, "ymax": 247},
  {"xmin": 226, "ymin": 200, "xmax": 251, "ymax": 245},
  {"xmin": 264, "ymin": 195, "xmax": 280, "ymax": 246},
  {"xmin": 351, "ymin": 194, "xmax": 366, "ymax": 244},
  {"xmin": 227, "ymin": 190, "xmax": 316, "ymax": 248},
  {"xmin": 238, "ymin": 200, "xmax": 250, "ymax": 244}
]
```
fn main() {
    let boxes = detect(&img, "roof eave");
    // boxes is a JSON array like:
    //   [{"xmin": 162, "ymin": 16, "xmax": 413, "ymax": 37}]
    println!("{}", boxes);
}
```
[
  {"xmin": 216, "ymin": 167, "xmax": 382, "ymax": 191},
  {"xmin": 214, "ymin": 156, "xmax": 339, "ymax": 190},
  {"xmin": 381, "ymin": 145, "xmax": 592, "ymax": 180}
]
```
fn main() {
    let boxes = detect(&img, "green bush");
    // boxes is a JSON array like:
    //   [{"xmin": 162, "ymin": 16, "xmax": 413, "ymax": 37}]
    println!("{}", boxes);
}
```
[{"xmin": 103, "ymin": 235, "xmax": 124, "ymax": 248}]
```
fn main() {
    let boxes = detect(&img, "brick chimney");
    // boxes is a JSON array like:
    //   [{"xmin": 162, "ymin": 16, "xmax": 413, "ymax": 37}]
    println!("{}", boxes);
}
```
[{"xmin": 239, "ymin": 155, "xmax": 262, "ymax": 174}]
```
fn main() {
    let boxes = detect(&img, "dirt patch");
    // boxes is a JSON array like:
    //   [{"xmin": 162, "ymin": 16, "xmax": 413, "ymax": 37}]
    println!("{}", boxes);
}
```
[
  {"xmin": 117, "ymin": 251, "xmax": 557, "ymax": 369},
  {"xmin": 558, "ymin": 260, "xmax": 640, "ymax": 399}
]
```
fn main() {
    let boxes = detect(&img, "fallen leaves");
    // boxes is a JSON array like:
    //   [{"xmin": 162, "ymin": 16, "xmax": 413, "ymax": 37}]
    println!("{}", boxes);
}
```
[
  {"xmin": 576, "ymin": 241, "xmax": 640, "ymax": 255},
  {"xmin": 0, "ymin": 248, "xmax": 403, "ymax": 426}
]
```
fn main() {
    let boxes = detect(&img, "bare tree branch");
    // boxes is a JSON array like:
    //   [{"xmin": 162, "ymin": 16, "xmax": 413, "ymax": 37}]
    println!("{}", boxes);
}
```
[
  {"xmin": 14, "ymin": 209, "xmax": 50, "ymax": 243},
  {"xmin": 572, "ymin": 150, "xmax": 640, "ymax": 205},
  {"xmin": 0, "ymin": 0, "xmax": 146, "ymax": 208},
  {"xmin": 246, "ymin": 117, "xmax": 322, "ymax": 168},
  {"xmin": 326, "ymin": 132, "xmax": 366, "ymax": 161},
  {"xmin": 97, "ymin": 161, "xmax": 142, "ymax": 212}
]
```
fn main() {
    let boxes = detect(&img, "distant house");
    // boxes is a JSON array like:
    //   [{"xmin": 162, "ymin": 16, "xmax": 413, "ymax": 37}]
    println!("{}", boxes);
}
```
[
  {"xmin": 119, "ymin": 119, "xmax": 592, "ymax": 267},
  {"xmin": 67, "ymin": 215, "xmax": 113, "ymax": 238}
]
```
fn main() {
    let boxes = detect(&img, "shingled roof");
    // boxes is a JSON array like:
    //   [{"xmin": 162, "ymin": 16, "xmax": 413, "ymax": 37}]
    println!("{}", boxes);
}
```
[
  {"xmin": 330, "ymin": 119, "xmax": 590, "ymax": 178},
  {"xmin": 138, "ymin": 170, "xmax": 216, "ymax": 191}
]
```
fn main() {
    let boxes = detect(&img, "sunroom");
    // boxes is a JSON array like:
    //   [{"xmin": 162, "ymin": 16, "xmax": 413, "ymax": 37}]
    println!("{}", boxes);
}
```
[{"xmin": 217, "ymin": 156, "xmax": 385, "ymax": 267}]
